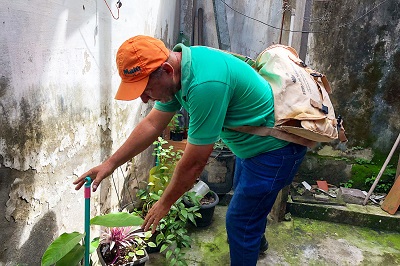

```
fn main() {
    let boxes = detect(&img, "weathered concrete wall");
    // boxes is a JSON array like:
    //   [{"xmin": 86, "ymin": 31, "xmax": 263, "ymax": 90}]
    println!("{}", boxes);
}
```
[
  {"xmin": 195, "ymin": 0, "xmax": 306, "ymax": 57},
  {"xmin": 0, "ymin": 0, "xmax": 179, "ymax": 265},
  {"xmin": 308, "ymin": 0, "xmax": 400, "ymax": 153},
  {"xmin": 191, "ymin": 0, "xmax": 399, "ymax": 155},
  {"xmin": 182, "ymin": 1, "xmax": 399, "ymax": 187}
]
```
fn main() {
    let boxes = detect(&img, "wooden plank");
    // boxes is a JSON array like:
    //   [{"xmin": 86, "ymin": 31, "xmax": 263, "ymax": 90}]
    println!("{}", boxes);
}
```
[
  {"xmin": 381, "ymin": 175, "xmax": 400, "ymax": 215},
  {"xmin": 396, "ymin": 154, "xmax": 400, "ymax": 181}
]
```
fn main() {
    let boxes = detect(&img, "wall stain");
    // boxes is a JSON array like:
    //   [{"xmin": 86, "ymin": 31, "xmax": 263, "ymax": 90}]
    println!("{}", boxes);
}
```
[
  {"xmin": 310, "ymin": 0, "xmax": 400, "ymax": 152},
  {"xmin": 0, "ymin": 76, "xmax": 9, "ymax": 98},
  {"xmin": 82, "ymin": 50, "xmax": 92, "ymax": 75}
]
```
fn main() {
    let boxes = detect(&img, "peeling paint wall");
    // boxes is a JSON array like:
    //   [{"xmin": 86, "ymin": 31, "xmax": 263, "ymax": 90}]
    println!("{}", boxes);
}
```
[{"xmin": 0, "ymin": 0, "xmax": 179, "ymax": 265}]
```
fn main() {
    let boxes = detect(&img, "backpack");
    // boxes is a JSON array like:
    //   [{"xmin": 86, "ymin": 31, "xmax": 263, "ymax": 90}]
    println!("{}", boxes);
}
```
[{"xmin": 229, "ymin": 44, "xmax": 347, "ymax": 148}]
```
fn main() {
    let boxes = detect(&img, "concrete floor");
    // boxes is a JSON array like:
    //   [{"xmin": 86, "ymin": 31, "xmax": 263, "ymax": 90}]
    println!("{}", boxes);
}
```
[{"xmin": 146, "ymin": 204, "xmax": 400, "ymax": 266}]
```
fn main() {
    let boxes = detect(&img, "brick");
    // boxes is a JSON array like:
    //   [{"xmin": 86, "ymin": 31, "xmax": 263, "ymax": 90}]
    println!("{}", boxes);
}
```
[{"xmin": 337, "ymin": 187, "xmax": 366, "ymax": 205}]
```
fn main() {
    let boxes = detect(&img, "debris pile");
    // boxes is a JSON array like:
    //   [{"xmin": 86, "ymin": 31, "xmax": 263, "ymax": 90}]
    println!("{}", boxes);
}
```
[{"xmin": 290, "ymin": 181, "xmax": 386, "ymax": 206}]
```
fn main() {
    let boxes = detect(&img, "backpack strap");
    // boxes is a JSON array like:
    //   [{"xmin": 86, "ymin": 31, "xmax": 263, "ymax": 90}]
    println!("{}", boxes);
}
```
[{"xmin": 230, "ymin": 126, "xmax": 317, "ymax": 148}]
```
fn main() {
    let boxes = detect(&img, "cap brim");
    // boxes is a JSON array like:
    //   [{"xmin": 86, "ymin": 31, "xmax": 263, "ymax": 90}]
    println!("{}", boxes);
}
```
[{"xmin": 114, "ymin": 76, "xmax": 149, "ymax": 101}]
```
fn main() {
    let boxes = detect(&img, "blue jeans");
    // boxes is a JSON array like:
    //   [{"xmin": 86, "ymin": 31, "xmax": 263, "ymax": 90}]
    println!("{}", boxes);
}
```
[{"xmin": 226, "ymin": 142, "xmax": 307, "ymax": 266}]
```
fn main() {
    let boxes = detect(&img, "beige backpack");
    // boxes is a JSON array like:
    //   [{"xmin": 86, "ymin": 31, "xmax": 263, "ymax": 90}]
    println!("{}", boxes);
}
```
[{"xmin": 230, "ymin": 44, "xmax": 347, "ymax": 147}]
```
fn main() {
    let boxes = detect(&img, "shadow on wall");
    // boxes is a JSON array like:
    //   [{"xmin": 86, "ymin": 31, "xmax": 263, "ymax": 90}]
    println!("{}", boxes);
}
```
[
  {"xmin": 0, "ymin": 168, "xmax": 57, "ymax": 265},
  {"xmin": 18, "ymin": 211, "xmax": 58, "ymax": 265},
  {"xmin": 0, "ymin": 92, "xmax": 46, "ymax": 264}
]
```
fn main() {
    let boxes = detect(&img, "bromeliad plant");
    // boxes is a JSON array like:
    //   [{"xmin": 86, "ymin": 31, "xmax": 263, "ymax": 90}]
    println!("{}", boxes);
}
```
[{"xmin": 98, "ymin": 226, "xmax": 154, "ymax": 265}]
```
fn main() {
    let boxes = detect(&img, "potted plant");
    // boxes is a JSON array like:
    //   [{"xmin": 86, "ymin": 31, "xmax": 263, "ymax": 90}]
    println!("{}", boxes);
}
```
[
  {"xmin": 200, "ymin": 139, "xmax": 235, "ymax": 194},
  {"xmin": 41, "ymin": 212, "xmax": 145, "ymax": 266},
  {"xmin": 97, "ymin": 226, "xmax": 153, "ymax": 266},
  {"xmin": 183, "ymin": 181, "xmax": 220, "ymax": 227},
  {"xmin": 134, "ymin": 137, "xmax": 201, "ymax": 265},
  {"xmin": 148, "ymin": 137, "xmax": 182, "ymax": 192},
  {"xmin": 168, "ymin": 113, "xmax": 185, "ymax": 141}
]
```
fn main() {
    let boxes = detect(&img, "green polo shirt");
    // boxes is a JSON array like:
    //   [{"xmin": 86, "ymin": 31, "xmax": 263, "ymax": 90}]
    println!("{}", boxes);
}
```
[{"xmin": 154, "ymin": 44, "xmax": 288, "ymax": 158}]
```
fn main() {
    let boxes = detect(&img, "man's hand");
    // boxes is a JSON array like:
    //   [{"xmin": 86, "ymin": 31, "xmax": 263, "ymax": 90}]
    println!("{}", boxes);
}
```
[
  {"xmin": 142, "ymin": 201, "xmax": 171, "ymax": 233},
  {"xmin": 73, "ymin": 161, "xmax": 115, "ymax": 192}
]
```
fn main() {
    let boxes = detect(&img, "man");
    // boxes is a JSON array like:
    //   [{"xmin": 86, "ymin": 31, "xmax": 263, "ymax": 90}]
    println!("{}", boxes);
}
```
[{"xmin": 73, "ymin": 35, "xmax": 307, "ymax": 266}]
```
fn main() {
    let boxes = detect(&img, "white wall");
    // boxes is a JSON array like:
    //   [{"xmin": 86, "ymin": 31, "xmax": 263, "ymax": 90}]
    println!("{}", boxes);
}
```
[
  {"xmin": 0, "ymin": 0, "xmax": 179, "ymax": 264},
  {"xmin": 195, "ymin": 0, "xmax": 306, "ymax": 58}
]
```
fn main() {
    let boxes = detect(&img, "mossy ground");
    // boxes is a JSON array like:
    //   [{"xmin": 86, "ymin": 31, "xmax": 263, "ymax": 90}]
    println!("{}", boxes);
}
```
[{"xmin": 147, "ymin": 205, "xmax": 400, "ymax": 265}]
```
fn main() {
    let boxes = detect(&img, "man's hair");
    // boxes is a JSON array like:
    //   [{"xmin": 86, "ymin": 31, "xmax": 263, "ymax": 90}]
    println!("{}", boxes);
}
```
[
  {"xmin": 149, "ymin": 52, "xmax": 173, "ymax": 79},
  {"xmin": 149, "ymin": 66, "xmax": 163, "ymax": 79}
]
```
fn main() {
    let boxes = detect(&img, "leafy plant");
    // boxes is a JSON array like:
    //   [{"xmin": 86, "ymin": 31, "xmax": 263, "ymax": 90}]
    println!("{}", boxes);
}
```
[
  {"xmin": 364, "ymin": 173, "xmax": 394, "ymax": 194},
  {"xmin": 355, "ymin": 158, "xmax": 373, "ymax": 165},
  {"xmin": 152, "ymin": 137, "xmax": 183, "ymax": 167},
  {"xmin": 168, "ymin": 113, "xmax": 183, "ymax": 133},
  {"xmin": 213, "ymin": 138, "xmax": 229, "ymax": 150},
  {"xmin": 41, "ymin": 212, "xmax": 144, "ymax": 266},
  {"xmin": 340, "ymin": 179, "xmax": 354, "ymax": 188},
  {"xmin": 134, "ymin": 137, "xmax": 201, "ymax": 266}
]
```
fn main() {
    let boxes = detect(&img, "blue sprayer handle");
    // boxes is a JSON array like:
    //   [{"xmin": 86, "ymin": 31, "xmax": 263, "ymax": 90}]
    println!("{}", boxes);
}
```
[{"xmin": 84, "ymin": 177, "xmax": 92, "ymax": 266}]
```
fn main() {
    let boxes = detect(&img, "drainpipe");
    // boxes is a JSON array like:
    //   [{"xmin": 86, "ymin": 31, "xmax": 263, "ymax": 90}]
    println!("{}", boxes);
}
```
[
  {"xmin": 299, "ymin": 0, "xmax": 312, "ymax": 60},
  {"xmin": 198, "ymin": 8, "xmax": 204, "ymax": 45},
  {"xmin": 213, "ymin": 0, "xmax": 231, "ymax": 51},
  {"xmin": 288, "ymin": 9, "xmax": 295, "ymax": 47},
  {"xmin": 279, "ymin": 0, "xmax": 289, "ymax": 44}
]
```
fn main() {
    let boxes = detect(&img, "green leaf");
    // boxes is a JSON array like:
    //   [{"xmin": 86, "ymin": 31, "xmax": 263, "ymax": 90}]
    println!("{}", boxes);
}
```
[
  {"xmin": 150, "ymin": 194, "xmax": 161, "ymax": 201},
  {"xmin": 156, "ymin": 232, "xmax": 165, "ymax": 244},
  {"xmin": 170, "ymin": 258, "xmax": 177, "ymax": 266},
  {"xmin": 136, "ymin": 249, "xmax": 145, "ymax": 256},
  {"xmin": 148, "ymin": 242, "xmax": 157, "ymax": 248},
  {"xmin": 89, "ymin": 237, "xmax": 100, "ymax": 254},
  {"xmin": 144, "ymin": 231, "xmax": 152, "ymax": 239},
  {"xmin": 188, "ymin": 213, "xmax": 196, "ymax": 226},
  {"xmin": 160, "ymin": 243, "xmax": 169, "ymax": 253},
  {"xmin": 174, "ymin": 247, "xmax": 181, "ymax": 254},
  {"xmin": 166, "ymin": 250, "xmax": 173, "ymax": 259},
  {"xmin": 90, "ymin": 212, "xmax": 143, "ymax": 227},
  {"xmin": 181, "ymin": 209, "xmax": 188, "ymax": 219},
  {"xmin": 55, "ymin": 244, "xmax": 85, "ymax": 266},
  {"xmin": 41, "ymin": 232, "xmax": 84, "ymax": 266}
]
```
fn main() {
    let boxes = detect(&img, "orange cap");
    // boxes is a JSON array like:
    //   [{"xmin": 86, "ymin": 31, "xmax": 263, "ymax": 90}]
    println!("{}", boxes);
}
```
[{"xmin": 115, "ymin": 35, "xmax": 170, "ymax": 100}]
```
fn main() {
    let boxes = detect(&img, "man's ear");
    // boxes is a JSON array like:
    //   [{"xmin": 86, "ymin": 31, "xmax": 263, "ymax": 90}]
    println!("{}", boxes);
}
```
[{"xmin": 161, "ymin": 62, "xmax": 174, "ymax": 75}]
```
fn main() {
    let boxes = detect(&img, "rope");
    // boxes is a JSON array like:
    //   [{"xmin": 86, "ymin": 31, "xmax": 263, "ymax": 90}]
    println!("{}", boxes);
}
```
[{"xmin": 103, "ymin": 0, "xmax": 122, "ymax": 20}]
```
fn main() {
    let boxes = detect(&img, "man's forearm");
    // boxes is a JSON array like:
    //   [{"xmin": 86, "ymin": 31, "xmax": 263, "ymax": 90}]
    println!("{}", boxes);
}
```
[{"xmin": 157, "ymin": 143, "xmax": 214, "ymax": 208}]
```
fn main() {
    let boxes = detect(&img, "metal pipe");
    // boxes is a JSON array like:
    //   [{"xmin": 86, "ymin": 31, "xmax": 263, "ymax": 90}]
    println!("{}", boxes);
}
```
[
  {"xmin": 198, "ymin": 8, "xmax": 204, "ymax": 45},
  {"xmin": 363, "ymin": 133, "xmax": 400, "ymax": 205},
  {"xmin": 279, "ymin": 0, "xmax": 289, "ymax": 44},
  {"xmin": 288, "ymin": 9, "xmax": 295, "ymax": 46}
]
